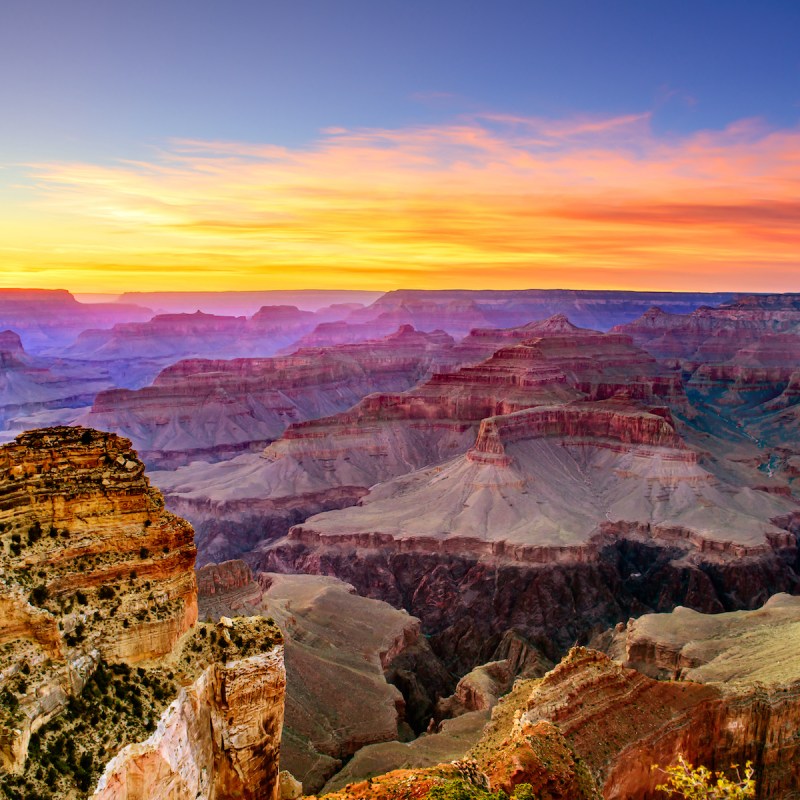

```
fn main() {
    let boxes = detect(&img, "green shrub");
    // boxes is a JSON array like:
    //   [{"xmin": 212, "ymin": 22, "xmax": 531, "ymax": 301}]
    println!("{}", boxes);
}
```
[
  {"xmin": 98, "ymin": 585, "xmax": 115, "ymax": 601},
  {"xmin": 29, "ymin": 585, "xmax": 49, "ymax": 606},
  {"xmin": 655, "ymin": 755, "xmax": 755, "ymax": 799}
]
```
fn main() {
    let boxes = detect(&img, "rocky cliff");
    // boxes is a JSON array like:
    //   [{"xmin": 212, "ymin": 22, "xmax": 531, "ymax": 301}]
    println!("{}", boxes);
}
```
[
  {"xmin": 197, "ymin": 566, "xmax": 452, "ymax": 793},
  {"xmin": 0, "ymin": 427, "xmax": 285, "ymax": 800},
  {"xmin": 156, "ymin": 328, "xmax": 685, "ymax": 564},
  {"xmin": 614, "ymin": 294, "xmax": 800, "ymax": 362},
  {"xmin": 316, "ymin": 598, "xmax": 800, "ymax": 800},
  {"xmin": 0, "ymin": 335, "xmax": 114, "ymax": 433},
  {"xmin": 0, "ymin": 290, "xmax": 151, "ymax": 353},
  {"xmin": 258, "ymin": 391, "xmax": 800, "ymax": 673},
  {"xmin": 80, "ymin": 326, "xmax": 458, "ymax": 469},
  {"xmin": 349, "ymin": 289, "xmax": 735, "ymax": 334}
]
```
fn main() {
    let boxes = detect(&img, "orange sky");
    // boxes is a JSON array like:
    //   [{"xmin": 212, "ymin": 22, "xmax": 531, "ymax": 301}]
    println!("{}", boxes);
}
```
[{"xmin": 2, "ymin": 112, "xmax": 799, "ymax": 293}]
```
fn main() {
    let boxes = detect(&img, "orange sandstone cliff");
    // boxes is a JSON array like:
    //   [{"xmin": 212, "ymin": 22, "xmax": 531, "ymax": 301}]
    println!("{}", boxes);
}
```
[{"xmin": 0, "ymin": 427, "xmax": 285, "ymax": 800}]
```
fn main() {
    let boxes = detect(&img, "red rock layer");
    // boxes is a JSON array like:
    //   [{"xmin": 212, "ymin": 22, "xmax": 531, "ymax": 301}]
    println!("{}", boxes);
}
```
[
  {"xmin": 615, "ymin": 294, "xmax": 800, "ymax": 362},
  {"xmin": 0, "ymin": 427, "xmax": 198, "ymax": 663},
  {"xmin": 0, "ymin": 331, "xmax": 27, "ymax": 368},
  {"xmin": 466, "ymin": 399, "xmax": 690, "ymax": 466},
  {"xmin": 81, "ymin": 326, "xmax": 457, "ymax": 467},
  {"xmin": 521, "ymin": 648, "xmax": 800, "ymax": 799}
]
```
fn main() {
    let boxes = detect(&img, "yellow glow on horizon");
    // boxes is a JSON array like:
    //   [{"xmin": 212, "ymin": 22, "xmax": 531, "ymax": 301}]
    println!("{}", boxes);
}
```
[{"xmin": 2, "ymin": 112, "xmax": 800, "ymax": 293}]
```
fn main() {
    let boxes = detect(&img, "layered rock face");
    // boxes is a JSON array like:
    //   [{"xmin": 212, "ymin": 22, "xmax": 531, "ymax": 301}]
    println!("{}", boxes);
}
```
[
  {"xmin": 288, "ymin": 289, "xmax": 734, "ymax": 350},
  {"xmin": 80, "ymin": 326, "xmax": 457, "ymax": 469},
  {"xmin": 321, "ymin": 600, "xmax": 800, "ymax": 800},
  {"xmin": 0, "ymin": 427, "xmax": 285, "ymax": 800},
  {"xmin": 0, "ymin": 333, "xmax": 27, "ymax": 369},
  {"xmin": 537, "ymin": 597, "xmax": 800, "ymax": 799},
  {"xmin": 91, "ymin": 627, "xmax": 285, "ymax": 800},
  {"xmin": 0, "ymin": 428, "xmax": 198, "ymax": 669},
  {"xmin": 197, "ymin": 566, "xmax": 452, "ymax": 793},
  {"xmin": 614, "ymin": 294, "xmax": 800, "ymax": 362},
  {"xmin": 157, "ymin": 328, "xmax": 685, "ymax": 565},
  {"xmin": 471, "ymin": 644, "xmax": 799, "ymax": 799},
  {"xmin": 617, "ymin": 296, "xmax": 800, "ymax": 486},
  {"xmin": 0, "ymin": 334, "xmax": 114, "ymax": 434},
  {"xmin": 0, "ymin": 290, "xmax": 151, "ymax": 353},
  {"xmin": 259, "ymin": 392, "xmax": 800, "ymax": 673},
  {"xmin": 349, "ymin": 288, "xmax": 735, "ymax": 333}
]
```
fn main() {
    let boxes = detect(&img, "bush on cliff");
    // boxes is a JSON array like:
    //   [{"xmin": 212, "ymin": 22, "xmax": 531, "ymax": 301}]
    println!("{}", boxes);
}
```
[{"xmin": 655, "ymin": 755, "xmax": 755, "ymax": 799}]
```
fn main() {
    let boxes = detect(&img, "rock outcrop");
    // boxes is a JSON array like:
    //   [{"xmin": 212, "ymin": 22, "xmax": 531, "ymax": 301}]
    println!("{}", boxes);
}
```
[
  {"xmin": 197, "ymin": 569, "xmax": 452, "ymax": 794},
  {"xmin": 91, "ymin": 628, "xmax": 285, "ymax": 800},
  {"xmin": 0, "ymin": 427, "xmax": 285, "ymax": 800},
  {"xmin": 471, "ymin": 599, "xmax": 800, "ymax": 798},
  {"xmin": 80, "ymin": 326, "xmax": 458, "ymax": 469},
  {"xmin": 157, "ymin": 328, "xmax": 685, "ymax": 564},
  {"xmin": 614, "ymin": 294, "xmax": 800, "ymax": 362},
  {"xmin": 319, "ymin": 599, "xmax": 800, "ymax": 799},
  {"xmin": 616, "ymin": 295, "xmax": 800, "ymax": 493}
]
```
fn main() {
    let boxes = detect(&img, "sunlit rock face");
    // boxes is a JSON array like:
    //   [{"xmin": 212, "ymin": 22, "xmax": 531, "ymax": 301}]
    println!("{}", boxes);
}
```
[
  {"xmin": 318, "ymin": 601, "xmax": 800, "ymax": 800},
  {"xmin": 0, "ymin": 427, "xmax": 285, "ymax": 800},
  {"xmin": 196, "ymin": 565, "xmax": 452, "ymax": 794}
]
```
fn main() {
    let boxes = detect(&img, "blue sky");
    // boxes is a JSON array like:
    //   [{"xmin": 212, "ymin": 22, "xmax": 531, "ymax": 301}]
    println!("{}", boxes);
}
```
[{"xmin": 2, "ymin": 0, "xmax": 798, "ymax": 161}]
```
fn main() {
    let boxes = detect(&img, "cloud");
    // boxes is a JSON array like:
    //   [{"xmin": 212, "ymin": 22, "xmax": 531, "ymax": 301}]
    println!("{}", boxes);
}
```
[{"xmin": 6, "ymin": 111, "xmax": 800, "ymax": 292}]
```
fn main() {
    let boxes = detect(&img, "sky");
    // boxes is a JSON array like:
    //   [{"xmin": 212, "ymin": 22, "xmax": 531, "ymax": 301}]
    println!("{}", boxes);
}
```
[{"xmin": 1, "ymin": 0, "xmax": 799, "ymax": 294}]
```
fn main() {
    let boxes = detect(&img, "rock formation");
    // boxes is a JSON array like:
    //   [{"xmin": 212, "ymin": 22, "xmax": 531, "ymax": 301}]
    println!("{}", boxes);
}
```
[
  {"xmin": 0, "ymin": 334, "xmax": 115, "ymax": 435},
  {"xmin": 196, "ymin": 565, "xmax": 452, "ymax": 793},
  {"xmin": 617, "ymin": 295, "xmax": 800, "ymax": 494},
  {"xmin": 0, "ymin": 427, "xmax": 285, "ymax": 800},
  {"xmin": 287, "ymin": 289, "xmax": 734, "ymax": 350},
  {"xmin": 513, "ymin": 599, "xmax": 800, "ymax": 799},
  {"xmin": 157, "ymin": 328, "xmax": 685, "ymax": 564},
  {"xmin": 0, "ymin": 290, "xmax": 151, "ymax": 353},
  {"xmin": 63, "ymin": 303, "xmax": 359, "ymax": 364},
  {"xmin": 116, "ymin": 290, "xmax": 379, "ymax": 318},
  {"xmin": 614, "ymin": 293, "xmax": 800, "ymax": 362},
  {"xmin": 79, "ymin": 326, "xmax": 458, "ymax": 469}
]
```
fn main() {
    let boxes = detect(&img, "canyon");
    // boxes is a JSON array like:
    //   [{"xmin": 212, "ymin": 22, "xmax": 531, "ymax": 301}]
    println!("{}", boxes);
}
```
[
  {"xmin": 78, "ymin": 326, "xmax": 459, "ymax": 468},
  {"xmin": 196, "ymin": 560, "xmax": 453, "ymax": 793},
  {"xmin": 2, "ymin": 288, "xmax": 800, "ymax": 799},
  {"xmin": 310, "ymin": 596, "xmax": 800, "ymax": 800},
  {"xmin": 157, "ymin": 324, "xmax": 689, "ymax": 564}
]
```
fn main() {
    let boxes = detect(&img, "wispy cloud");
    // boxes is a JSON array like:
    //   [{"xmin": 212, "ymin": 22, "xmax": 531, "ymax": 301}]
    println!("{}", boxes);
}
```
[{"xmin": 4, "ymin": 111, "xmax": 800, "ymax": 292}]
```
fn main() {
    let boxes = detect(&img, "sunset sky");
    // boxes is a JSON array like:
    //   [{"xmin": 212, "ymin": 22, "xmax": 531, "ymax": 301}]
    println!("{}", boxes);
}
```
[{"xmin": 1, "ymin": 0, "xmax": 799, "ymax": 293}]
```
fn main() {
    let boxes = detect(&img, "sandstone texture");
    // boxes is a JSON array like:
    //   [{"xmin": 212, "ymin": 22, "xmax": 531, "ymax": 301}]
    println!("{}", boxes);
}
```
[
  {"xmin": 318, "ymin": 598, "xmax": 800, "ymax": 799},
  {"xmin": 516, "ymin": 639, "xmax": 800, "ymax": 798},
  {"xmin": 0, "ymin": 427, "xmax": 286, "ymax": 800},
  {"xmin": 92, "ymin": 635, "xmax": 285, "ymax": 800}
]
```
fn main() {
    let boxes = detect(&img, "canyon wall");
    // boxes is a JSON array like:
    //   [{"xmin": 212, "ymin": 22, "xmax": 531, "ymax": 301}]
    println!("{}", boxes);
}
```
[{"xmin": 0, "ymin": 427, "xmax": 286, "ymax": 800}]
